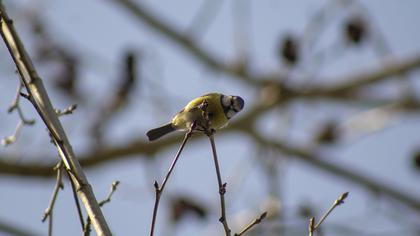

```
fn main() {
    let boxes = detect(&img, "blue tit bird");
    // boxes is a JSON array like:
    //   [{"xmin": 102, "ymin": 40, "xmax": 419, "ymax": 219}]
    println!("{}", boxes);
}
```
[{"xmin": 146, "ymin": 93, "xmax": 244, "ymax": 141}]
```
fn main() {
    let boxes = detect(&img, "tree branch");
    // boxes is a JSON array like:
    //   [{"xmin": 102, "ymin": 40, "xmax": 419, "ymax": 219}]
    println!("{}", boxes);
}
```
[
  {"xmin": 208, "ymin": 133, "xmax": 231, "ymax": 236},
  {"xmin": 309, "ymin": 192, "xmax": 349, "ymax": 236},
  {"xmin": 150, "ymin": 128, "xmax": 194, "ymax": 236},
  {"xmin": 0, "ymin": 2, "xmax": 111, "ymax": 235}
]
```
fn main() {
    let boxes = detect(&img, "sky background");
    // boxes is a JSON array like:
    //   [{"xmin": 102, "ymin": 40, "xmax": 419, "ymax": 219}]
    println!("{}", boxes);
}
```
[{"xmin": 1, "ymin": 0, "xmax": 420, "ymax": 235}]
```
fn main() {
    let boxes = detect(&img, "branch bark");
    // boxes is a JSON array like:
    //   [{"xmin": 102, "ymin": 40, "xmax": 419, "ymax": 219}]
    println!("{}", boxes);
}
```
[{"xmin": 0, "ymin": 2, "xmax": 111, "ymax": 235}]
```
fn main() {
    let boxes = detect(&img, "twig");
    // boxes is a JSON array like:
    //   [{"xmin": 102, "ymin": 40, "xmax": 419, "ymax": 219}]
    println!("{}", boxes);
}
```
[
  {"xmin": 99, "ymin": 181, "xmax": 120, "ymax": 207},
  {"xmin": 150, "ymin": 126, "xmax": 194, "ymax": 236},
  {"xmin": 42, "ymin": 162, "xmax": 64, "ymax": 236},
  {"xmin": 84, "ymin": 181, "xmax": 120, "ymax": 236},
  {"xmin": 55, "ymin": 104, "xmax": 77, "ymax": 117},
  {"xmin": 2, "ymin": 82, "xmax": 35, "ymax": 146},
  {"xmin": 308, "ymin": 192, "xmax": 349, "ymax": 236},
  {"xmin": 0, "ymin": 2, "xmax": 111, "ymax": 235},
  {"xmin": 234, "ymin": 211, "xmax": 267, "ymax": 236}
]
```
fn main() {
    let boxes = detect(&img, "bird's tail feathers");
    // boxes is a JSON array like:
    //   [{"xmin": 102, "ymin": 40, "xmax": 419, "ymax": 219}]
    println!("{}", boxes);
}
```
[{"xmin": 146, "ymin": 123, "xmax": 176, "ymax": 141}]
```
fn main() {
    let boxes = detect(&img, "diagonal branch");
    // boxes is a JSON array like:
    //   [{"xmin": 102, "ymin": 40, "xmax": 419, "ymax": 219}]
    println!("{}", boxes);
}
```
[
  {"xmin": 0, "ymin": 2, "xmax": 111, "ymax": 235},
  {"xmin": 234, "ymin": 212, "xmax": 267, "ymax": 236},
  {"xmin": 309, "ymin": 192, "xmax": 349, "ymax": 236},
  {"xmin": 150, "ymin": 128, "xmax": 194, "ymax": 236}
]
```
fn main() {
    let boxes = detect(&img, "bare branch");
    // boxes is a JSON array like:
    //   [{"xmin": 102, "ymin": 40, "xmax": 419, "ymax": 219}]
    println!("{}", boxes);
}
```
[
  {"xmin": 234, "ymin": 212, "xmax": 267, "ymax": 236},
  {"xmin": 208, "ymin": 133, "xmax": 231, "ymax": 236},
  {"xmin": 0, "ymin": 3, "xmax": 111, "ymax": 235},
  {"xmin": 309, "ymin": 192, "xmax": 349, "ymax": 236},
  {"xmin": 85, "ymin": 181, "xmax": 120, "ymax": 236},
  {"xmin": 99, "ymin": 181, "xmax": 120, "ymax": 207},
  {"xmin": 150, "ymin": 127, "xmax": 194, "ymax": 236},
  {"xmin": 2, "ymin": 82, "xmax": 35, "ymax": 146},
  {"xmin": 42, "ymin": 162, "xmax": 64, "ymax": 236}
]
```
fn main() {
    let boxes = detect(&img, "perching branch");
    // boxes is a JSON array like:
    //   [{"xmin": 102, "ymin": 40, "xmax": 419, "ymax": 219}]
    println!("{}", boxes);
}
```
[
  {"xmin": 150, "ymin": 127, "xmax": 194, "ymax": 236},
  {"xmin": 208, "ymin": 133, "xmax": 231, "ymax": 236},
  {"xmin": 199, "ymin": 100, "xmax": 265, "ymax": 235},
  {"xmin": 0, "ymin": 2, "xmax": 111, "ymax": 235},
  {"xmin": 309, "ymin": 192, "xmax": 349, "ymax": 236}
]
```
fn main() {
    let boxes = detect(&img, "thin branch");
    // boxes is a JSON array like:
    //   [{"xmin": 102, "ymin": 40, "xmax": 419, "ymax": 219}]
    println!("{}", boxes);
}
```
[
  {"xmin": 309, "ymin": 192, "xmax": 349, "ymax": 236},
  {"xmin": 0, "ymin": 3, "xmax": 111, "ymax": 235},
  {"xmin": 150, "ymin": 127, "xmax": 194, "ymax": 236},
  {"xmin": 99, "ymin": 181, "xmax": 120, "ymax": 207},
  {"xmin": 234, "ymin": 212, "xmax": 267, "ymax": 236},
  {"xmin": 208, "ymin": 133, "xmax": 231, "ymax": 236},
  {"xmin": 68, "ymin": 171, "xmax": 86, "ymax": 232},
  {"xmin": 42, "ymin": 162, "xmax": 64, "ymax": 236},
  {"xmin": 84, "ymin": 181, "xmax": 120, "ymax": 236},
  {"xmin": 2, "ymin": 82, "xmax": 35, "ymax": 146}
]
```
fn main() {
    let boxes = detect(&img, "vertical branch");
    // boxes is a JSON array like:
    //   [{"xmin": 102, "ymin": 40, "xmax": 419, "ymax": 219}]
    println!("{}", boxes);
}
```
[
  {"xmin": 150, "ymin": 128, "xmax": 194, "ymax": 236},
  {"xmin": 207, "ymin": 133, "xmax": 231, "ymax": 236},
  {"xmin": 0, "ymin": 2, "xmax": 111, "ymax": 235}
]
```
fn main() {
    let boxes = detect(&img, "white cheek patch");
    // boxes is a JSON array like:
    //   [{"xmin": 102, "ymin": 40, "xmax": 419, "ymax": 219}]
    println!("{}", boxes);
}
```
[
  {"xmin": 226, "ymin": 109, "xmax": 236, "ymax": 119},
  {"xmin": 222, "ymin": 96, "xmax": 231, "ymax": 107}
]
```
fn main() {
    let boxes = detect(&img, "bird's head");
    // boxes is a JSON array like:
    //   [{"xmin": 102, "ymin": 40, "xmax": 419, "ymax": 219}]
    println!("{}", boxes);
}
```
[{"xmin": 221, "ymin": 95, "xmax": 245, "ymax": 119}]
